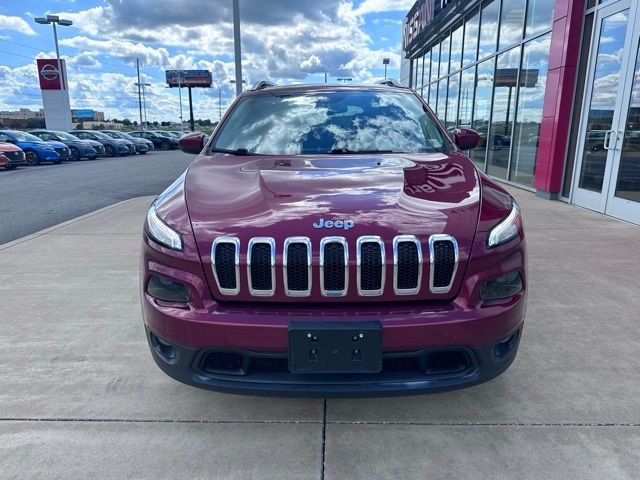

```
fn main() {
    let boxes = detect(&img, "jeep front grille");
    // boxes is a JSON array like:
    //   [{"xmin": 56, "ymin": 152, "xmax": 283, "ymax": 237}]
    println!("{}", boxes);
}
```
[
  {"xmin": 210, "ymin": 235, "xmax": 458, "ymax": 298},
  {"xmin": 283, "ymin": 237, "xmax": 312, "ymax": 296},
  {"xmin": 247, "ymin": 237, "xmax": 275, "ymax": 296},
  {"xmin": 211, "ymin": 237, "xmax": 240, "ymax": 295},
  {"xmin": 429, "ymin": 235, "xmax": 458, "ymax": 294}
]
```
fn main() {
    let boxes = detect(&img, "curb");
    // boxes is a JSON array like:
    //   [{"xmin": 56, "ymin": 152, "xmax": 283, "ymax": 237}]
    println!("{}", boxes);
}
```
[{"xmin": 0, "ymin": 197, "xmax": 152, "ymax": 252}]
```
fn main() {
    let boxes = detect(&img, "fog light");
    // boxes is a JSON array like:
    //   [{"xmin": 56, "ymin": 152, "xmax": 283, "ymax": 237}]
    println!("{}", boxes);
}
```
[
  {"xmin": 493, "ymin": 331, "xmax": 519, "ymax": 358},
  {"xmin": 150, "ymin": 332, "xmax": 176, "ymax": 360},
  {"xmin": 481, "ymin": 271, "xmax": 522, "ymax": 301},
  {"xmin": 147, "ymin": 274, "xmax": 189, "ymax": 303}
]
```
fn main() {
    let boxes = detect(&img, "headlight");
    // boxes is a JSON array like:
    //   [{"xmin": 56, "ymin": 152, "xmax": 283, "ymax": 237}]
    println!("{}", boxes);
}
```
[
  {"xmin": 487, "ymin": 202, "xmax": 521, "ymax": 248},
  {"xmin": 146, "ymin": 204, "xmax": 183, "ymax": 250}
]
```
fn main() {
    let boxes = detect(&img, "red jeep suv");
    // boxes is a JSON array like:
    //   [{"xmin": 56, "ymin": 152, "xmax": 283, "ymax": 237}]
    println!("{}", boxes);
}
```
[{"xmin": 140, "ymin": 81, "xmax": 526, "ymax": 397}]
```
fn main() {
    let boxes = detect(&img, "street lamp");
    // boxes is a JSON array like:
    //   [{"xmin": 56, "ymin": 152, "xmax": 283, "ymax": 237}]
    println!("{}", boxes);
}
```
[
  {"xmin": 34, "ymin": 15, "xmax": 73, "ymax": 90},
  {"xmin": 383, "ymin": 58, "xmax": 390, "ymax": 79},
  {"xmin": 337, "ymin": 77, "xmax": 352, "ymax": 83},
  {"xmin": 135, "ymin": 82, "xmax": 151, "ymax": 129}
]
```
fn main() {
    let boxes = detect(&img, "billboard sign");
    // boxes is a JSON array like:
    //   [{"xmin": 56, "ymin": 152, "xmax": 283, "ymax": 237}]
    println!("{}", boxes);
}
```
[
  {"xmin": 72, "ymin": 109, "xmax": 94, "ymax": 120},
  {"xmin": 165, "ymin": 70, "xmax": 212, "ymax": 88},
  {"xmin": 37, "ymin": 59, "xmax": 67, "ymax": 90}
]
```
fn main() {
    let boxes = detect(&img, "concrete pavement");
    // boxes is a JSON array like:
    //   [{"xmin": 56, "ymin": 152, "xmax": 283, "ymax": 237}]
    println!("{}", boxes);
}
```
[{"xmin": 1, "ymin": 189, "xmax": 639, "ymax": 479}]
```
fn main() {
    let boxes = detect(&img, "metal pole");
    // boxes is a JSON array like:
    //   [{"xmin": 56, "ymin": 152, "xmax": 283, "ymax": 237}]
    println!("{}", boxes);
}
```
[
  {"xmin": 188, "ymin": 87, "xmax": 194, "ymax": 131},
  {"xmin": 384, "ymin": 63, "xmax": 387, "ymax": 78},
  {"xmin": 136, "ymin": 59, "xmax": 143, "ymax": 127},
  {"xmin": 325, "ymin": 72, "xmax": 327, "ymax": 83},
  {"xmin": 52, "ymin": 21, "xmax": 64, "ymax": 90},
  {"xmin": 178, "ymin": 73, "xmax": 184, "ymax": 129},
  {"xmin": 232, "ymin": 0, "xmax": 243, "ymax": 97}
]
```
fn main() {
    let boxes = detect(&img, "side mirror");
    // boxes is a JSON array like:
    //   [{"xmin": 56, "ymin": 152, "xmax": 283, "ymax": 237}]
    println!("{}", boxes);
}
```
[
  {"xmin": 453, "ymin": 128, "xmax": 480, "ymax": 151},
  {"xmin": 179, "ymin": 132, "xmax": 205, "ymax": 154}
]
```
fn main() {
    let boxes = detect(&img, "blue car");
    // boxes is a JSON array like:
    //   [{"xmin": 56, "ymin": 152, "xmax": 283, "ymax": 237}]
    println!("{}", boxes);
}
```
[{"xmin": 0, "ymin": 130, "xmax": 65, "ymax": 166}]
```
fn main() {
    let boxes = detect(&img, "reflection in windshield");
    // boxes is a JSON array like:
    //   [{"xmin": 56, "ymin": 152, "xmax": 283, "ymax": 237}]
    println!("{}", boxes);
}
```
[{"xmin": 212, "ymin": 90, "xmax": 446, "ymax": 155}]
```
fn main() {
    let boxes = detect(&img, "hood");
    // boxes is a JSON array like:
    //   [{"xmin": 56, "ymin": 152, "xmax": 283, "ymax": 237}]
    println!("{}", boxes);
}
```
[
  {"xmin": 0, "ymin": 142, "xmax": 21, "ymax": 152},
  {"xmin": 184, "ymin": 153, "xmax": 480, "ymax": 302},
  {"xmin": 82, "ymin": 139, "xmax": 103, "ymax": 147}
]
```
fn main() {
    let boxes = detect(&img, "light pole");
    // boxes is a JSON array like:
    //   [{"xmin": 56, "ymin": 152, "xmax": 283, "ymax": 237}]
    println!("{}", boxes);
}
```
[
  {"xmin": 135, "ymin": 82, "xmax": 151, "ymax": 129},
  {"xmin": 383, "ymin": 58, "xmax": 390, "ymax": 79},
  {"xmin": 232, "ymin": 0, "xmax": 243, "ymax": 97},
  {"xmin": 337, "ymin": 77, "xmax": 352, "ymax": 83},
  {"xmin": 34, "ymin": 15, "xmax": 73, "ymax": 90}
]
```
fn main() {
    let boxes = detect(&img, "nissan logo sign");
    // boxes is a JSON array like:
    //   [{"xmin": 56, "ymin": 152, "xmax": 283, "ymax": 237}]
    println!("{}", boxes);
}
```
[{"xmin": 40, "ymin": 64, "xmax": 59, "ymax": 81}]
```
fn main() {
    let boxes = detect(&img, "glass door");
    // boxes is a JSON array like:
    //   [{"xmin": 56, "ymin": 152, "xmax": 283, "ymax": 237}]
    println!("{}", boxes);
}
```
[
  {"xmin": 571, "ymin": 1, "xmax": 634, "ymax": 213},
  {"xmin": 605, "ymin": 35, "xmax": 640, "ymax": 223}
]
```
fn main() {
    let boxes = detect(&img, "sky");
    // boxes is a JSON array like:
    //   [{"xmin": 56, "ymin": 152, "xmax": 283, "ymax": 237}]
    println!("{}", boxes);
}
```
[{"xmin": 0, "ymin": 0, "xmax": 413, "ymax": 123}]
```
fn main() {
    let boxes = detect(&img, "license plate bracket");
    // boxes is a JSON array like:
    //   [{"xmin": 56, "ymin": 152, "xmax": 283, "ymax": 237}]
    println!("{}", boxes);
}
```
[{"xmin": 288, "ymin": 321, "xmax": 382, "ymax": 373}]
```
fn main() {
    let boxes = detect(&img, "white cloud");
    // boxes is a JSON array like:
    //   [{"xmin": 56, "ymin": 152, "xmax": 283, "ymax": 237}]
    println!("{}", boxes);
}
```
[
  {"xmin": 0, "ymin": 14, "xmax": 37, "ymax": 36},
  {"xmin": 352, "ymin": 0, "xmax": 415, "ymax": 16}
]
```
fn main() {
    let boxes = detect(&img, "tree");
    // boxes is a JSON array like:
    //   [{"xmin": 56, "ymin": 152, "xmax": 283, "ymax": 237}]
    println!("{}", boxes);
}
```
[{"xmin": 122, "ymin": 118, "xmax": 132, "ymax": 126}]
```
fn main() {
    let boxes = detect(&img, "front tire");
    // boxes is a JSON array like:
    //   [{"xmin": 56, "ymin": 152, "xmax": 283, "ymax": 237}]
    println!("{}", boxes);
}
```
[
  {"xmin": 139, "ymin": 150, "xmax": 147, "ymax": 155},
  {"xmin": 160, "ymin": 140, "xmax": 170, "ymax": 151},
  {"xmin": 105, "ymin": 145, "xmax": 115, "ymax": 157},
  {"xmin": 70, "ymin": 148, "xmax": 81, "ymax": 161},
  {"xmin": 25, "ymin": 151, "xmax": 40, "ymax": 166}
]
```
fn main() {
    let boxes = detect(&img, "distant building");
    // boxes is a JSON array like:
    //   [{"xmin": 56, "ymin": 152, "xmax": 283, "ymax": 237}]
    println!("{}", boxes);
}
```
[
  {"xmin": 72, "ymin": 121, "xmax": 121, "ymax": 130},
  {"xmin": 0, "ymin": 108, "xmax": 45, "ymax": 121}
]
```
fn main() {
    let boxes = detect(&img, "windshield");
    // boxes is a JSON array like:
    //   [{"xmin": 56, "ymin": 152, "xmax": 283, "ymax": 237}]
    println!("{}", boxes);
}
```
[
  {"xmin": 211, "ymin": 90, "xmax": 447, "ymax": 155},
  {"xmin": 90, "ymin": 131, "xmax": 111, "ymax": 140},
  {"xmin": 11, "ymin": 131, "xmax": 43, "ymax": 142},
  {"xmin": 101, "ymin": 131, "xmax": 120, "ymax": 139},
  {"xmin": 54, "ymin": 131, "xmax": 80, "ymax": 141}
]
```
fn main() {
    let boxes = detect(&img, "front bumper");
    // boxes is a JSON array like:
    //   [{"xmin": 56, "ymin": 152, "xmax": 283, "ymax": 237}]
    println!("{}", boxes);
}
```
[
  {"xmin": 145, "ymin": 324, "xmax": 522, "ymax": 397},
  {"xmin": 0, "ymin": 152, "xmax": 27, "ymax": 167},
  {"xmin": 135, "ymin": 143, "xmax": 149, "ymax": 153}
]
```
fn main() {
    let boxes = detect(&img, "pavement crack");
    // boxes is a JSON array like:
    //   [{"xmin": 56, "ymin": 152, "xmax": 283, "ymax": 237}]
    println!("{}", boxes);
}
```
[{"xmin": 0, "ymin": 417, "xmax": 322, "ymax": 425}]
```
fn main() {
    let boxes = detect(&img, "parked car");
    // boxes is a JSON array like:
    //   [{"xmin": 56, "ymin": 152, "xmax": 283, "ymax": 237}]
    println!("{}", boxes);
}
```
[
  {"xmin": 129, "ymin": 130, "xmax": 179, "ymax": 150},
  {"xmin": 68, "ymin": 130, "xmax": 130, "ymax": 157},
  {"xmin": 141, "ymin": 82, "xmax": 526, "ymax": 397},
  {"xmin": 166, "ymin": 131, "xmax": 187, "ymax": 139},
  {"xmin": 0, "ymin": 130, "xmax": 63, "ymax": 165},
  {"xmin": 0, "ymin": 142, "xmax": 26, "ymax": 170},
  {"xmin": 30, "ymin": 130, "xmax": 98, "ymax": 161},
  {"xmin": 99, "ymin": 130, "xmax": 152, "ymax": 154}
]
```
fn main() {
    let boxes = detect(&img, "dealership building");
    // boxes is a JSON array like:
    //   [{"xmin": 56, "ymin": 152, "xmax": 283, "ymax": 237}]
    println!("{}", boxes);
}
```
[{"xmin": 401, "ymin": 0, "xmax": 640, "ymax": 225}]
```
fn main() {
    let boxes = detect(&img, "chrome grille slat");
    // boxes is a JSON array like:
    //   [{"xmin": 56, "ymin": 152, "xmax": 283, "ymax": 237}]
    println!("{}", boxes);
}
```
[
  {"xmin": 283, "ymin": 237, "xmax": 312, "ymax": 297},
  {"xmin": 211, "ymin": 237, "xmax": 240, "ymax": 295},
  {"xmin": 428, "ymin": 234, "xmax": 459, "ymax": 294},
  {"xmin": 320, "ymin": 236, "xmax": 348, "ymax": 297},
  {"xmin": 356, "ymin": 236, "xmax": 385, "ymax": 296},
  {"xmin": 247, "ymin": 237, "xmax": 276, "ymax": 296},
  {"xmin": 393, "ymin": 235, "xmax": 422, "ymax": 295}
]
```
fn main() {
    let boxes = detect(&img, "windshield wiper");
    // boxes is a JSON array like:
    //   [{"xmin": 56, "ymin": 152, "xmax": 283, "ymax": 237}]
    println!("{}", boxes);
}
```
[
  {"xmin": 209, "ymin": 147, "xmax": 259, "ymax": 156},
  {"xmin": 328, "ymin": 148, "xmax": 395, "ymax": 154}
]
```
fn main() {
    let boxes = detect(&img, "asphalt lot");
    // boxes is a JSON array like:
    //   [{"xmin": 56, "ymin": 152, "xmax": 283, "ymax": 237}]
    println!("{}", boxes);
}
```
[
  {"xmin": 0, "ymin": 150, "xmax": 193, "ymax": 244},
  {"xmin": 1, "ymin": 185, "xmax": 639, "ymax": 479}
]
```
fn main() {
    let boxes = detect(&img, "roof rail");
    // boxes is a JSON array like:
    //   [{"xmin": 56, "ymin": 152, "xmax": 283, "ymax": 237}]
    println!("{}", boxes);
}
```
[
  {"xmin": 374, "ymin": 79, "xmax": 404, "ymax": 88},
  {"xmin": 250, "ymin": 80, "xmax": 277, "ymax": 91}
]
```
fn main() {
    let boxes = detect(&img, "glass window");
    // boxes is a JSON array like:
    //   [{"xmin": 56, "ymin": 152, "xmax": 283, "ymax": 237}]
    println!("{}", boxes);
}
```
[
  {"xmin": 422, "ymin": 49, "xmax": 430, "ymax": 92},
  {"xmin": 509, "ymin": 34, "xmax": 551, "ymax": 186},
  {"xmin": 437, "ymin": 78, "xmax": 448, "ymax": 119},
  {"xmin": 463, "ymin": 9, "xmax": 480, "ymax": 66},
  {"xmin": 470, "ymin": 58, "xmax": 495, "ymax": 168},
  {"xmin": 487, "ymin": 47, "xmax": 521, "ymax": 179},
  {"xmin": 499, "ymin": 0, "xmax": 526, "ymax": 50},
  {"xmin": 446, "ymin": 72, "xmax": 460, "ymax": 129},
  {"xmin": 459, "ymin": 67, "xmax": 475, "ymax": 128},
  {"xmin": 478, "ymin": 0, "xmax": 499, "ymax": 60},
  {"xmin": 439, "ymin": 35, "xmax": 450, "ymax": 78},
  {"xmin": 412, "ymin": 59, "xmax": 419, "ymax": 88},
  {"xmin": 450, "ymin": 23, "xmax": 463, "ymax": 74},
  {"xmin": 526, "ymin": 0, "xmax": 555, "ymax": 37},
  {"xmin": 428, "ymin": 82, "xmax": 437, "ymax": 110},
  {"xmin": 430, "ymin": 43, "xmax": 440, "ymax": 83},
  {"xmin": 212, "ymin": 90, "xmax": 447, "ymax": 155}
]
